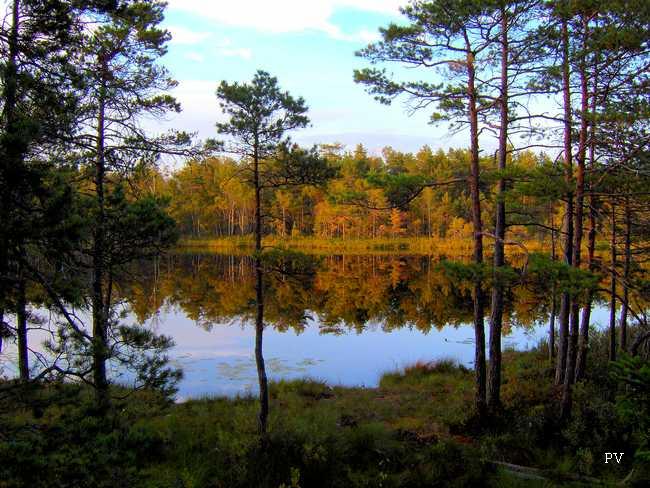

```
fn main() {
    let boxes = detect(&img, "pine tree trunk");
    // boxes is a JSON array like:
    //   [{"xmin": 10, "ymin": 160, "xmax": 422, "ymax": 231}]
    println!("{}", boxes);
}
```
[
  {"xmin": 556, "ymin": 293, "xmax": 571, "ymax": 385},
  {"xmin": 575, "ymin": 57, "xmax": 599, "ymax": 382},
  {"xmin": 549, "ymin": 290, "xmax": 557, "ymax": 362},
  {"xmin": 488, "ymin": 6, "xmax": 509, "ymax": 413},
  {"xmin": 254, "ymin": 259, "xmax": 268, "ymax": 434},
  {"xmin": 253, "ymin": 141, "xmax": 269, "ymax": 435},
  {"xmin": 0, "ymin": 0, "xmax": 21, "ymax": 359},
  {"xmin": 561, "ymin": 301, "xmax": 579, "ymax": 418},
  {"xmin": 466, "ymin": 40, "xmax": 486, "ymax": 419},
  {"xmin": 555, "ymin": 13, "xmax": 574, "ymax": 388},
  {"xmin": 609, "ymin": 204, "xmax": 617, "ymax": 362},
  {"xmin": 549, "ymin": 216, "xmax": 557, "ymax": 362},
  {"xmin": 620, "ymin": 196, "xmax": 631, "ymax": 353},
  {"xmin": 576, "ymin": 302, "xmax": 591, "ymax": 380},
  {"xmin": 17, "ymin": 268, "xmax": 29, "ymax": 381},
  {"xmin": 92, "ymin": 58, "xmax": 110, "ymax": 411},
  {"xmin": 0, "ymin": 308, "xmax": 4, "ymax": 354},
  {"xmin": 561, "ymin": 14, "xmax": 590, "ymax": 420}
]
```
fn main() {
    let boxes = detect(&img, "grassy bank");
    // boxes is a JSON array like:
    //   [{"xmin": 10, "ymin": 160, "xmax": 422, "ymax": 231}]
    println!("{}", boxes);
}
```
[
  {"xmin": 178, "ymin": 236, "xmax": 546, "ymax": 257},
  {"xmin": 2, "ymin": 340, "xmax": 647, "ymax": 487}
]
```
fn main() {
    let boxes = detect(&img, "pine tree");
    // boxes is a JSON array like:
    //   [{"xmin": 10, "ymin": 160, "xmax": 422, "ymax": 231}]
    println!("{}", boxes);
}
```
[
  {"xmin": 58, "ymin": 0, "xmax": 196, "ymax": 409},
  {"xmin": 355, "ymin": 0, "xmax": 500, "ymax": 418},
  {"xmin": 0, "ymin": 0, "xmax": 118, "ymax": 379},
  {"xmin": 216, "ymin": 70, "xmax": 333, "ymax": 434}
]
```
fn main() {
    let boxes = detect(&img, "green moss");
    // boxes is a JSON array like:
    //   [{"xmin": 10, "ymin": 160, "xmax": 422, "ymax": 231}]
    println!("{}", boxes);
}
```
[{"xmin": 1, "ymin": 343, "xmax": 646, "ymax": 487}]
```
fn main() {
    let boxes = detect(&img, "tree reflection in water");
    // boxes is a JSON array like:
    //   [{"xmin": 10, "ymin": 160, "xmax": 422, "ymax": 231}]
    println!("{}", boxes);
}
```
[
  {"xmin": 114, "ymin": 251, "xmax": 630, "ymax": 399},
  {"xmin": 125, "ymin": 252, "xmax": 559, "ymax": 336}
]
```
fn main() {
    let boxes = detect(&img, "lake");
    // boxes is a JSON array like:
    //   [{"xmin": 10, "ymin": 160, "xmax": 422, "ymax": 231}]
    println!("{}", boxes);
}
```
[
  {"xmin": 1, "ymin": 252, "xmax": 611, "ymax": 399},
  {"xmin": 116, "ymin": 252, "xmax": 611, "ymax": 400}
]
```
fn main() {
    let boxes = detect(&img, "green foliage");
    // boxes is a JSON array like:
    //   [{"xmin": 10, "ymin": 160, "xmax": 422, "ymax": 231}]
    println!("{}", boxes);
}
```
[
  {"xmin": 525, "ymin": 253, "xmax": 600, "ymax": 297},
  {"xmin": 440, "ymin": 259, "xmax": 490, "ymax": 283},
  {"xmin": 216, "ymin": 70, "xmax": 309, "ymax": 159},
  {"xmin": 510, "ymin": 159, "xmax": 567, "ymax": 203},
  {"xmin": 0, "ymin": 0, "xmax": 121, "ymax": 364},
  {"xmin": 267, "ymin": 143, "xmax": 338, "ymax": 189},
  {"xmin": 270, "ymin": 379, "xmax": 333, "ymax": 401},
  {"xmin": 115, "ymin": 324, "xmax": 182, "ymax": 400},
  {"xmin": 561, "ymin": 382, "xmax": 631, "ymax": 475},
  {"xmin": 500, "ymin": 351, "xmax": 553, "ymax": 412},
  {"xmin": 6, "ymin": 343, "xmax": 650, "ymax": 486},
  {"xmin": 611, "ymin": 355, "xmax": 650, "ymax": 401},
  {"xmin": 380, "ymin": 359, "xmax": 470, "ymax": 389},
  {"xmin": 366, "ymin": 172, "xmax": 428, "ymax": 209},
  {"xmin": 611, "ymin": 355, "xmax": 650, "ymax": 464},
  {"xmin": 0, "ymin": 377, "xmax": 489, "ymax": 488},
  {"xmin": 0, "ymin": 390, "xmax": 168, "ymax": 488},
  {"xmin": 102, "ymin": 185, "xmax": 179, "ymax": 265},
  {"xmin": 442, "ymin": 260, "xmax": 522, "ymax": 290}
]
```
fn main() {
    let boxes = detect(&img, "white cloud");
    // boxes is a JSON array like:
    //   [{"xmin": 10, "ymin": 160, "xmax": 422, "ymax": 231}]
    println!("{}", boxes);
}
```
[
  {"xmin": 144, "ymin": 80, "xmax": 220, "ymax": 152},
  {"xmin": 341, "ymin": 0, "xmax": 405, "ymax": 13},
  {"xmin": 181, "ymin": 33, "xmax": 253, "ymax": 63},
  {"xmin": 166, "ymin": 0, "xmax": 405, "ymax": 41},
  {"xmin": 219, "ymin": 47, "xmax": 253, "ymax": 60},
  {"xmin": 185, "ymin": 52, "xmax": 205, "ymax": 63},
  {"xmin": 330, "ymin": 27, "xmax": 381, "ymax": 43},
  {"xmin": 168, "ymin": 25, "xmax": 212, "ymax": 45},
  {"xmin": 215, "ymin": 38, "xmax": 233, "ymax": 48}
]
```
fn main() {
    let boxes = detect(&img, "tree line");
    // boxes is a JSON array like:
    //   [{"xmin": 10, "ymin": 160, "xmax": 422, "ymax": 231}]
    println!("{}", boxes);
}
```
[{"xmin": 148, "ymin": 145, "xmax": 554, "ymax": 243}]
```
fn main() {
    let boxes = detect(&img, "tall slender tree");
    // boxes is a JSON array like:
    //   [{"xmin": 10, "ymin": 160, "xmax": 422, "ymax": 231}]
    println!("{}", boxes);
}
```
[
  {"xmin": 216, "ymin": 70, "xmax": 332, "ymax": 434},
  {"xmin": 355, "ymin": 0, "xmax": 498, "ymax": 417},
  {"xmin": 483, "ymin": 0, "xmax": 543, "ymax": 412},
  {"xmin": 64, "ymin": 0, "xmax": 193, "ymax": 409},
  {"xmin": 0, "ymin": 0, "xmax": 118, "ymax": 380}
]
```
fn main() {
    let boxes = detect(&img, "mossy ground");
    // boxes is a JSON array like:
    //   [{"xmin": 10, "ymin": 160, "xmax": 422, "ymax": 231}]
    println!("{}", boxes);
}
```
[{"xmin": 1, "ymin": 345, "xmax": 646, "ymax": 487}]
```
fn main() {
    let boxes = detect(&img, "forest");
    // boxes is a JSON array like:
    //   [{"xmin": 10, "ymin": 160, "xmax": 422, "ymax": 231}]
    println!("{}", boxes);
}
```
[
  {"xmin": 158, "ymin": 146, "xmax": 547, "ymax": 242},
  {"xmin": 1, "ymin": 0, "xmax": 650, "ymax": 487}
]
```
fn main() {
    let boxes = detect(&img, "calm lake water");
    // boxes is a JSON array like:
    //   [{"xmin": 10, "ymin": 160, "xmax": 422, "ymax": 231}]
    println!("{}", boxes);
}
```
[
  {"xmin": 2, "ymin": 253, "xmax": 611, "ymax": 400},
  {"xmin": 125, "ymin": 253, "xmax": 612, "ymax": 400}
]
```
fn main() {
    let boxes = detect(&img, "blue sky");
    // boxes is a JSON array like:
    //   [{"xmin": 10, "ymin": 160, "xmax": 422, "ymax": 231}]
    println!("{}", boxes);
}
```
[{"xmin": 159, "ymin": 0, "xmax": 470, "ymax": 156}]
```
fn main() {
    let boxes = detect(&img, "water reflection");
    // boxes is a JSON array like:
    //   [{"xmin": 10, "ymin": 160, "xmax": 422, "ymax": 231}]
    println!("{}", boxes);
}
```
[
  {"xmin": 0, "ymin": 252, "xmax": 618, "ymax": 399},
  {"xmin": 114, "ymin": 252, "xmax": 606, "ymax": 399},
  {"xmin": 126, "ymin": 253, "xmax": 556, "ymax": 334}
]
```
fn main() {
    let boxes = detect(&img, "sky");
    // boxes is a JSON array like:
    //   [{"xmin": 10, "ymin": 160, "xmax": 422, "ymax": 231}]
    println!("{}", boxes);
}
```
[{"xmin": 159, "ymin": 0, "xmax": 470, "ymax": 157}]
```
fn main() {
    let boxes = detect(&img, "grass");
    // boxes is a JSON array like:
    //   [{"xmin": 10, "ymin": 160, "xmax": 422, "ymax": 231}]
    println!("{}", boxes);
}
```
[
  {"xmin": 0, "ymin": 360, "xmax": 484, "ymax": 487},
  {"xmin": 1, "ymin": 348, "xmax": 646, "ymax": 487}
]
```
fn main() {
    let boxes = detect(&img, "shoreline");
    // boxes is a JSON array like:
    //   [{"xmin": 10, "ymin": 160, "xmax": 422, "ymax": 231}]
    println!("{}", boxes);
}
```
[{"xmin": 177, "ymin": 236, "xmax": 547, "ymax": 257}]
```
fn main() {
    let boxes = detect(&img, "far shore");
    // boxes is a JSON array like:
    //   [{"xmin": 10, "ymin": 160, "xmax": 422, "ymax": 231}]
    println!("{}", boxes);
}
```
[{"xmin": 177, "ymin": 235, "xmax": 554, "ymax": 257}]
